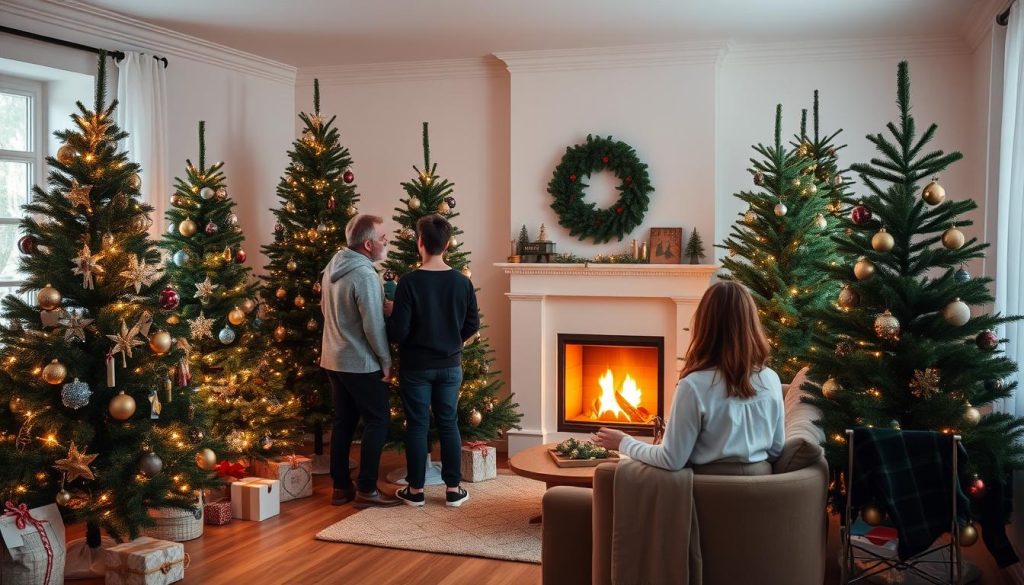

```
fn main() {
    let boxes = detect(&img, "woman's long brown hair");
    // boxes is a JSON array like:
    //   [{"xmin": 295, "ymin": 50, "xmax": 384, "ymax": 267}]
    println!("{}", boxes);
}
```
[{"xmin": 679, "ymin": 280, "xmax": 771, "ymax": 399}]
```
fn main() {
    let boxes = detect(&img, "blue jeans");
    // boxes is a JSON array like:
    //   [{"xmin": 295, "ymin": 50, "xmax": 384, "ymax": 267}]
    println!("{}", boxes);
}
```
[{"xmin": 400, "ymin": 367, "xmax": 463, "ymax": 489}]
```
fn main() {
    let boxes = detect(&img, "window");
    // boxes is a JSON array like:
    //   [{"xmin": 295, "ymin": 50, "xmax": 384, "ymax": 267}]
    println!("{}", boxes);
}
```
[{"xmin": 0, "ymin": 76, "xmax": 43, "ymax": 299}]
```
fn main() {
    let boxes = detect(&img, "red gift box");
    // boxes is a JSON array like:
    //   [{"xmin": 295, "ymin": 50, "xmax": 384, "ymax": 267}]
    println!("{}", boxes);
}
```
[{"xmin": 203, "ymin": 500, "xmax": 231, "ymax": 526}]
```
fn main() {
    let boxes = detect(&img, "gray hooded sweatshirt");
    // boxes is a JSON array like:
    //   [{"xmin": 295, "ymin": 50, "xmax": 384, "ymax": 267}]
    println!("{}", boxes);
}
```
[{"xmin": 319, "ymin": 247, "xmax": 392, "ymax": 373}]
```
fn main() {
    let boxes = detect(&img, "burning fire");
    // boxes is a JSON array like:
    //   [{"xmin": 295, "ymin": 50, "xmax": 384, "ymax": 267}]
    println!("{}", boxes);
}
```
[{"xmin": 592, "ymin": 368, "xmax": 646, "ymax": 422}]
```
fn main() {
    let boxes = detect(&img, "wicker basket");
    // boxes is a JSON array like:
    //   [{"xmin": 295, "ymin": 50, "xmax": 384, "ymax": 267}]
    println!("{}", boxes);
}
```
[{"xmin": 142, "ymin": 494, "xmax": 204, "ymax": 542}]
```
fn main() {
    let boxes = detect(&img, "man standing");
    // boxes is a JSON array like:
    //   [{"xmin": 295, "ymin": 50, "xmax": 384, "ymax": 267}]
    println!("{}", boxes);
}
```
[{"xmin": 320, "ymin": 214, "xmax": 399, "ymax": 507}]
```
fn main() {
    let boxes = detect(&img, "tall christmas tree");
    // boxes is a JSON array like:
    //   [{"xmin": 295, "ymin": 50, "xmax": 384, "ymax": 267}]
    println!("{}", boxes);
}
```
[
  {"xmin": 719, "ymin": 94, "xmax": 846, "ymax": 381},
  {"xmin": 382, "ymin": 122, "xmax": 521, "ymax": 448},
  {"xmin": 161, "ymin": 121, "xmax": 299, "ymax": 460},
  {"xmin": 260, "ymin": 80, "xmax": 359, "ymax": 455},
  {"xmin": 804, "ymin": 61, "xmax": 1024, "ymax": 543},
  {"xmin": 0, "ymin": 54, "xmax": 220, "ymax": 545}
]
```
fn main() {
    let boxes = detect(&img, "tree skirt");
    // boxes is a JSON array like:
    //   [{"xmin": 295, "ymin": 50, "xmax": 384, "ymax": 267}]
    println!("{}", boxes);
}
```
[{"xmin": 315, "ymin": 472, "xmax": 546, "ymax": 564}]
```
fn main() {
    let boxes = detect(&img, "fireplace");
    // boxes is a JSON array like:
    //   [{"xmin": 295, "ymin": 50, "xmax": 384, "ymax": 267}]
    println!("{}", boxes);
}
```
[{"xmin": 558, "ymin": 334, "xmax": 665, "ymax": 436}]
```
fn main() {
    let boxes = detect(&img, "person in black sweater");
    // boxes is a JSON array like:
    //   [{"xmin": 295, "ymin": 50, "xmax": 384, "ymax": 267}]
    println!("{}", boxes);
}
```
[{"xmin": 387, "ymin": 215, "xmax": 479, "ymax": 507}]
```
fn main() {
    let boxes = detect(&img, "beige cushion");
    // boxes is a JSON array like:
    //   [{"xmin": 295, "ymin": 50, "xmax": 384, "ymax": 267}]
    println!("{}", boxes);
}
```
[
  {"xmin": 692, "ymin": 461, "xmax": 772, "ymax": 476},
  {"xmin": 773, "ymin": 367, "xmax": 825, "ymax": 474}
]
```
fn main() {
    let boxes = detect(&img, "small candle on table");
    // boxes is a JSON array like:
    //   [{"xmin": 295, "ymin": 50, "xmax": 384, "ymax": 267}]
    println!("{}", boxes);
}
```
[{"xmin": 640, "ymin": 242, "xmax": 648, "ymax": 261}]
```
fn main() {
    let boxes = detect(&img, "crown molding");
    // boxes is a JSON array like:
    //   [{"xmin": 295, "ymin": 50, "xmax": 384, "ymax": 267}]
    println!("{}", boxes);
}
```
[
  {"xmin": 0, "ymin": 0, "xmax": 296, "ymax": 85},
  {"xmin": 722, "ymin": 36, "xmax": 970, "ymax": 65},
  {"xmin": 495, "ymin": 41, "xmax": 726, "ymax": 73},
  {"xmin": 495, "ymin": 263, "xmax": 720, "ymax": 278},
  {"xmin": 963, "ymin": 0, "xmax": 1005, "ymax": 51},
  {"xmin": 298, "ymin": 56, "xmax": 506, "ymax": 86}
]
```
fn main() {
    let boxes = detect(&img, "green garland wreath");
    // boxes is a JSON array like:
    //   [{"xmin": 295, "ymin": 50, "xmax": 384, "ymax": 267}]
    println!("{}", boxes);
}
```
[{"xmin": 547, "ymin": 134, "xmax": 653, "ymax": 243}]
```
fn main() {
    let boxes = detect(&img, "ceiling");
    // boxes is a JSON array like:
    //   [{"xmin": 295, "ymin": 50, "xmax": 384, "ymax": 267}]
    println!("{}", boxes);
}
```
[{"xmin": 79, "ymin": 0, "xmax": 994, "ymax": 67}]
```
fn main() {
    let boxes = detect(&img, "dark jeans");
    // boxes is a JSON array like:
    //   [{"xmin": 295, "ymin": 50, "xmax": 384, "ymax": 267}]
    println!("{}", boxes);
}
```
[
  {"xmin": 400, "ymin": 366, "xmax": 463, "ymax": 489},
  {"xmin": 325, "ymin": 369, "xmax": 390, "ymax": 494}
]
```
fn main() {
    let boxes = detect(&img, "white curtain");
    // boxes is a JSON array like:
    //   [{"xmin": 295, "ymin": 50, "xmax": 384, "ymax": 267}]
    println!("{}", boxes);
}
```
[{"xmin": 115, "ymin": 52, "xmax": 169, "ymax": 239}]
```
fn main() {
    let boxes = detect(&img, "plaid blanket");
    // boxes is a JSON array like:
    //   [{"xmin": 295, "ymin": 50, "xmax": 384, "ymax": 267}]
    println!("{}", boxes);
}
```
[{"xmin": 850, "ymin": 428, "xmax": 970, "ymax": 560}]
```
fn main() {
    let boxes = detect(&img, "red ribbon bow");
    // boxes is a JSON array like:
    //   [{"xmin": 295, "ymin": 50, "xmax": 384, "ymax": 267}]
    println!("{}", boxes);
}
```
[
  {"xmin": 464, "ymin": 441, "xmax": 490, "ymax": 458},
  {"xmin": 3, "ymin": 501, "xmax": 54, "ymax": 585},
  {"xmin": 214, "ymin": 461, "xmax": 246, "ymax": 479},
  {"xmin": 285, "ymin": 454, "xmax": 302, "ymax": 469}
]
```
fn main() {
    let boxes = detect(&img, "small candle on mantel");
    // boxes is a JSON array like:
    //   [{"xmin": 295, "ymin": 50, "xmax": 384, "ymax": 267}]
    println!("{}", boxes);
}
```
[
  {"xmin": 640, "ymin": 241, "xmax": 648, "ymax": 261},
  {"xmin": 510, "ymin": 239, "xmax": 516, "ymax": 256},
  {"xmin": 631, "ymin": 239, "xmax": 638, "ymax": 259}
]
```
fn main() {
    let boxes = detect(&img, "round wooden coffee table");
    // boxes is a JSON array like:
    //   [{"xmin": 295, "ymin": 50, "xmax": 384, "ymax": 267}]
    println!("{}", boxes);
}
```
[{"xmin": 509, "ymin": 442, "xmax": 618, "ymax": 523}]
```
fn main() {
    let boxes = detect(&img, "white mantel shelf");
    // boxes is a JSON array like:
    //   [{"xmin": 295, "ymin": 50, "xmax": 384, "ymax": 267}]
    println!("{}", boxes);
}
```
[{"xmin": 495, "ymin": 262, "xmax": 719, "ymax": 277}]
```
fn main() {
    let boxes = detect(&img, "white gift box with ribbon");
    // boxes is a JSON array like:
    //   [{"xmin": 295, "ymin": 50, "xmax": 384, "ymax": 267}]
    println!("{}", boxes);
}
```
[
  {"xmin": 253, "ymin": 455, "xmax": 312, "ymax": 502},
  {"xmin": 230, "ymin": 477, "xmax": 280, "ymax": 521},
  {"xmin": 102, "ymin": 536, "xmax": 187, "ymax": 585},
  {"xmin": 0, "ymin": 502, "xmax": 66, "ymax": 585}
]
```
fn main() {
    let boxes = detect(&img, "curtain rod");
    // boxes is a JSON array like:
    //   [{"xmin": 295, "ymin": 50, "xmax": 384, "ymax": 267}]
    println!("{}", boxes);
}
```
[
  {"xmin": 0, "ymin": 26, "xmax": 168, "ymax": 67},
  {"xmin": 998, "ymin": 0, "xmax": 1016, "ymax": 25}
]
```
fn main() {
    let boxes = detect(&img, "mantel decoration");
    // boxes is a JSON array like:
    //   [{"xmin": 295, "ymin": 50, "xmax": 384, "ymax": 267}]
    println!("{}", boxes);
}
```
[{"xmin": 547, "ymin": 134, "xmax": 653, "ymax": 243}]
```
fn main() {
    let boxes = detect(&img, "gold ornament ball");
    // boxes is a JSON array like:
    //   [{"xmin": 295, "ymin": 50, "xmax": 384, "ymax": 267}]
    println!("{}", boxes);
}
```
[
  {"xmin": 437, "ymin": 201, "xmax": 450, "ymax": 214},
  {"xmin": 461, "ymin": 266, "xmax": 472, "ymax": 279},
  {"xmin": 306, "ymin": 227, "xmax": 319, "ymax": 241},
  {"xmin": 872, "ymin": 228, "xmax": 895, "ymax": 252},
  {"xmin": 109, "ymin": 391, "xmax": 137, "ymax": 421},
  {"xmin": 240, "ymin": 298, "xmax": 257, "ymax": 314},
  {"xmin": 273, "ymin": 325, "xmax": 287, "ymax": 342},
  {"xmin": 468, "ymin": 408, "xmax": 483, "ymax": 427},
  {"xmin": 347, "ymin": 205, "xmax": 358, "ymax": 217},
  {"xmin": 922, "ymin": 179, "xmax": 946, "ymax": 205},
  {"xmin": 286, "ymin": 259, "xmax": 298, "ymax": 272},
  {"xmin": 294, "ymin": 295, "xmax": 307, "ymax": 309},
  {"xmin": 178, "ymin": 217, "xmax": 197, "ymax": 237},
  {"xmin": 228, "ymin": 307, "xmax": 246, "ymax": 326},
  {"xmin": 128, "ymin": 173, "xmax": 142, "ymax": 191},
  {"xmin": 874, "ymin": 310, "xmax": 901, "ymax": 340},
  {"xmin": 55, "ymin": 489, "xmax": 72, "ymax": 506},
  {"xmin": 56, "ymin": 145, "xmax": 76, "ymax": 165},
  {"xmin": 38, "ymin": 284, "xmax": 62, "ymax": 311},
  {"xmin": 166, "ymin": 314, "xmax": 180, "ymax": 325},
  {"xmin": 813, "ymin": 213, "xmax": 827, "ymax": 230},
  {"xmin": 822, "ymin": 378, "xmax": 841, "ymax": 398},
  {"xmin": 744, "ymin": 210, "xmax": 757, "ymax": 225},
  {"xmin": 408, "ymin": 196, "xmax": 421, "ymax": 210},
  {"xmin": 196, "ymin": 448, "xmax": 217, "ymax": 470},
  {"xmin": 959, "ymin": 523, "xmax": 979, "ymax": 547},
  {"xmin": 854, "ymin": 256, "xmax": 875, "ymax": 280},
  {"xmin": 943, "ymin": 298, "xmax": 971, "ymax": 327},
  {"xmin": 42, "ymin": 359, "xmax": 67, "ymax": 385},
  {"xmin": 306, "ymin": 318, "xmax": 319, "ymax": 331},
  {"xmin": 148, "ymin": 330, "xmax": 172, "ymax": 355},
  {"xmin": 942, "ymin": 226, "xmax": 965, "ymax": 250},
  {"xmin": 275, "ymin": 287, "xmax": 287, "ymax": 300},
  {"xmin": 838, "ymin": 286, "xmax": 860, "ymax": 309},
  {"xmin": 449, "ymin": 236, "xmax": 458, "ymax": 248},
  {"xmin": 774, "ymin": 202, "xmax": 788, "ymax": 217},
  {"xmin": 861, "ymin": 505, "xmax": 884, "ymax": 526},
  {"xmin": 964, "ymin": 404, "xmax": 982, "ymax": 426}
]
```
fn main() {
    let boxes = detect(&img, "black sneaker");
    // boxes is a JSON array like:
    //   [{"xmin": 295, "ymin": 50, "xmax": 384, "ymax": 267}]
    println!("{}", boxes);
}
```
[
  {"xmin": 446, "ymin": 486, "xmax": 470, "ymax": 508},
  {"xmin": 395, "ymin": 486, "xmax": 425, "ymax": 507}
]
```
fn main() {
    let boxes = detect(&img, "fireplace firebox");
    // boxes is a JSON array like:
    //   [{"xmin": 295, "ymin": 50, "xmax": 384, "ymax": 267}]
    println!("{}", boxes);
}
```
[{"xmin": 557, "ymin": 334, "xmax": 665, "ymax": 436}]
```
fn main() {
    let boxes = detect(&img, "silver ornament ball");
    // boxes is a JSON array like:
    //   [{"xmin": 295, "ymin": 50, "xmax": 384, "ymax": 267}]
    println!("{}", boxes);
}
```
[
  {"xmin": 61, "ymin": 378, "xmax": 92, "ymax": 410},
  {"xmin": 218, "ymin": 325, "xmax": 236, "ymax": 345},
  {"xmin": 200, "ymin": 187, "xmax": 215, "ymax": 200},
  {"xmin": 139, "ymin": 452, "xmax": 164, "ymax": 477},
  {"xmin": 172, "ymin": 250, "xmax": 189, "ymax": 267}
]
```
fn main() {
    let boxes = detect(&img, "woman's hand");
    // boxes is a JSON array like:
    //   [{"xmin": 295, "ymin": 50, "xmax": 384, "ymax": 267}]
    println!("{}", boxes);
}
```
[{"xmin": 593, "ymin": 427, "xmax": 627, "ymax": 451}]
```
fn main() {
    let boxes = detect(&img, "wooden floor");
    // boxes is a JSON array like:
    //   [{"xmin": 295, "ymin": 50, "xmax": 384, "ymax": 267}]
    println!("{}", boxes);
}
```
[{"xmin": 65, "ymin": 447, "xmax": 1010, "ymax": 585}]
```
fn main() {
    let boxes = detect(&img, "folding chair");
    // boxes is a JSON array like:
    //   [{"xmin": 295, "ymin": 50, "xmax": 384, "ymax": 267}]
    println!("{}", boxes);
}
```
[{"xmin": 839, "ymin": 428, "xmax": 964, "ymax": 585}]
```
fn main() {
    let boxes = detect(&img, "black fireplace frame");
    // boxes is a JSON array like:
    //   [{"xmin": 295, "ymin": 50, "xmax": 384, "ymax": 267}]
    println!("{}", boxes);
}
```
[{"xmin": 557, "ymin": 333, "xmax": 665, "ymax": 436}]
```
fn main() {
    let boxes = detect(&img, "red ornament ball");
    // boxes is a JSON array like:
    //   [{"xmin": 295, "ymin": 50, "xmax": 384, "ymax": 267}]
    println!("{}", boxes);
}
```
[
  {"xmin": 601, "ymin": 156, "xmax": 610, "ymax": 164},
  {"xmin": 343, "ymin": 170, "xmax": 355, "ymax": 184},
  {"xmin": 205, "ymin": 221, "xmax": 218, "ymax": 235},
  {"xmin": 976, "ymin": 330, "xmax": 999, "ymax": 350},
  {"xmin": 968, "ymin": 477, "xmax": 986, "ymax": 498},
  {"xmin": 18, "ymin": 235, "xmax": 37, "ymax": 255},
  {"xmin": 234, "ymin": 249, "xmax": 247, "ymax": 264},
  {"xmin": 615, "ymin": 207, "xmax": 624, "ymax": 214},
  {"xmin": 851, "ymin": 205, "xmax": 873, "ymax": 225},
  {"xmin": 159, "ymin": 287, "xmax": 180, "ymax": 310},
  {"xmin": 569, "ymin": 174, "xmax": 577, "ymax": 183}
]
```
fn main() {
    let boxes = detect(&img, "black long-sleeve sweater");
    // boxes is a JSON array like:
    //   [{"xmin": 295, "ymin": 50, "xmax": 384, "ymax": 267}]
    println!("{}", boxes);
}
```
[{"xmin": 386, "ymin": 268, "xmax": 480, "ymax": 370}]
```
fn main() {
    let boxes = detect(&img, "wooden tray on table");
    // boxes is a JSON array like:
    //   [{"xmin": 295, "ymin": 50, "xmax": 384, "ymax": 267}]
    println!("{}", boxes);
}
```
[{"xmin": 547, "ymin": 449, "xmax": 621, "ymax": 468}]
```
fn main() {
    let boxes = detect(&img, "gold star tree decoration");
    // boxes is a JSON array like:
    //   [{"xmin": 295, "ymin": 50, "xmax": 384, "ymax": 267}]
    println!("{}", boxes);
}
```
[
  {"xmin": 71, "ymin": 243, "xmax": 104, "ymax": 289},
  {"xmin": 106, "ymin": 319, "xmax": 145, "ymax": 367},
  {"xmin": 59, "ymin": 310, "xmax": 94, "ymax": 342},
  {"xmin": 193, "ymin": 276, "xmax": 218, "ymax": 304},
  {"xmin": 53, "ymin": 441, "xmax": 98, "ymax": 482},
  {"xmin": 67, "ymin": 179, "xmax": 93, "ymax": 209},
  {"xmin": 119, "ymin": 255, "xmax": 160, "ymax": 294},
  {"xmin": 187, "ymin": 311, "xmax": 215, "ymax": 340}
]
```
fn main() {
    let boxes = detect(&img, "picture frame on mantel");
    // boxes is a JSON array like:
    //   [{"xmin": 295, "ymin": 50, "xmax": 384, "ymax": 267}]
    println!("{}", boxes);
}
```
[{"xmin": 649, "ymin": 228, "xmax": 682, "ymax": 264}]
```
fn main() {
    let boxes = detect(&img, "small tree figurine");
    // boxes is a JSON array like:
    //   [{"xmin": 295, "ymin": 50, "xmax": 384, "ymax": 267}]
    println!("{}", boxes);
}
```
[
  {"xmin": 516, "ymin": 225, "xmax": 530, "ymax": 256},
  {"xmin": 684, "ymin": 228, "xmax": 706, "ymax": 264}
]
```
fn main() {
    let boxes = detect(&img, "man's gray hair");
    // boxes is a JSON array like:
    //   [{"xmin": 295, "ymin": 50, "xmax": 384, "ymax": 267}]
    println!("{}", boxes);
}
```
[{"xmin": 346, "ymin": 214, "xmax": 384, "ymax": 249}]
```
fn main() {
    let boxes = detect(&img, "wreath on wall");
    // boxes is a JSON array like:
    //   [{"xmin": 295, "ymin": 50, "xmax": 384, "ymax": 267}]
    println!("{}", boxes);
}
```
[{"xmin": 547, "ymin": 134, "xmax": 653, "ymax": 244}]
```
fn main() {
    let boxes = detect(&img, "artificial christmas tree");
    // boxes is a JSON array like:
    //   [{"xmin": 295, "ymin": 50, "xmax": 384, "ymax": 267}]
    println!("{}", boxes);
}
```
[
  {"xmin": 683, "ymin": 228, "xmax": 706, "ymax": 264},
  {"xmin": 259, "ymin": 80, "xmax": 360, "ymax": 461},
  {"xmin": 804, "ymin": 62, "xmax": 1024, "ymax": 564},
  {"xmin": 719, "ymin": 95, "xmax": 846, "ymax": 381},
  {"xmin": 381, "ymin": 123, "xmax": 520, "ymax": 481},
  {"xmin": 0, "ymin": 54, "xmax": 220, "ymax": 550},
  {"xmin": 161, "ymin": 121, "xmax": 299, "ymax": 461}
]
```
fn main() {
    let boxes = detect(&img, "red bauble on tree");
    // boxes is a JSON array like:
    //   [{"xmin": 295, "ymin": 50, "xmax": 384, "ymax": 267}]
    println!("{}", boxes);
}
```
[
  {"xmin": 17, "ymin": 235, "xmax": 37, "ymax": 255},
  {"xmin": 569, "ymin": 174, "xmax": 577, "ymax": 183},
  {"xmin": 976, "ymin": 330, "xmax": 998, "ymax": 350},
  {"xmin": 159, "ymin": 287, "xmax": 180, "ymax": 310},
  {"xmin": 343, "ymin": 170, "xmax": 355, "ymax": 184},
  {"xmin": 234, "ymin": 249, "xmax": 247, "ymax": 264},
  {"xmin": 968, "ymin": 475, "xmax": 986, "ymax": 498},
  {"xmin": 851, "ymin": 204, "xmax": 873, "ymax": 225}
]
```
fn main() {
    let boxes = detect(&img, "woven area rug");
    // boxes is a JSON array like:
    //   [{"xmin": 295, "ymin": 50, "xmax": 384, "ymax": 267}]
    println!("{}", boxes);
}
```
[{"xmin": 315, "ymin": 472, "xmax": 546, "ymax": 563}]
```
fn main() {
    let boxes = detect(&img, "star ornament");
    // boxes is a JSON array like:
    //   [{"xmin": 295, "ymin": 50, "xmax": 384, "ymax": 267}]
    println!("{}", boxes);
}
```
[
  {"xmin": 188, "ymin": 311, "xmax": 215, "ymax": 340},
  {"xmin": 67, "ymin": 179, "xmax": 94, "ymax": 210},
  {"xmin": 59, "ymin": 310, "xmax": 94, "ymax": 342},
  {"xmin": 120, "ymin": 255, "xmax": 161, "ymax": 293},
  {"xmin": 107, "ymin": 319, "xmax": 144, "ymax": 367},
  {"xmin": 53, "ymin": 441, "xmax": 97, "ymax": 482},
  {"xmin": 71, "ymin": 244, "xmax": 105, "ymax": 289},
  {"xmin": 194, "ymin": 276, "xmax": 219, "ymax": 304}
]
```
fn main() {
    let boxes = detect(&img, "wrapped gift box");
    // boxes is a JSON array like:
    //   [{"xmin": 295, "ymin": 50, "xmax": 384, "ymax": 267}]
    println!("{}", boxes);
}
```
[
  {"xmin": 0, "ymin": 503, "xmax": 66, "ymax": 585},
  {"xmin": 103, "ymin": 536, "xmax": 185, "ymax": 585},
  {"xmin": 203, "ymin": 501, "xmax": 232, "ymax": 526},
  {"xmin": 460, "ymin": 442, "xmax": 497, "ymax": 483},
  {"xmin": 230, "ymin": 477, "xmax": 280, "ymax": 521},
  {"xmin": 253, "ymin": 456, "xmax": 313, "ymax": 502}
]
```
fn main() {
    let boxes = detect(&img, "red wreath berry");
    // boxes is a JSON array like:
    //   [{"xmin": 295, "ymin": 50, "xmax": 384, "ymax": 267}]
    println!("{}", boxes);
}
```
[
  {"xmin": 602, "ymin": 156, "xmax": 610, "ymax": 164},
  {"xmin": 569, "ymin": 174, "xmax": 577, "ymax": 183},
  {"xmin": 624, "ymin": 176, "xmax": 633, "ymax": 185},
  {"xmin": 615, "ymin": 207, "xmax": 624, "ymax": 214}
]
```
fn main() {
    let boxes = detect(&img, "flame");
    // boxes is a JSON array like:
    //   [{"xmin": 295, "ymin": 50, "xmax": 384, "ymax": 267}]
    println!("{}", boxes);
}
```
[{"xmin": 595, "ymin": 368, "xmax": 643, "ymax": 421}]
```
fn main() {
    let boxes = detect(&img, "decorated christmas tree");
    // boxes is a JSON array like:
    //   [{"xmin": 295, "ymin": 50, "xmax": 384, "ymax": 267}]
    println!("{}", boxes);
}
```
[
  {"xmin": 803, "ymin": 62, "xmax": 1024, "ymax": 549},
  {"xmin": 382, "ymin": 122, "xmax": 521, "ymax": 447},
  {"xmin": 259, "ymin": 79, "xmax": 359, "ymax": 457},
  {"xmin": 684, "ymin": 228, "xmax": 706, "ymax": 264},
  {"xmin": 0, "ymin": 54, "xmax": 220, "ymax": 545},
  {"xmin": 161, "ymin": 121, "xmax": 299, "ymax": 460},
  {"xmin": 719, "ymin": 95, "xmax": 847, "ymax": 381}
]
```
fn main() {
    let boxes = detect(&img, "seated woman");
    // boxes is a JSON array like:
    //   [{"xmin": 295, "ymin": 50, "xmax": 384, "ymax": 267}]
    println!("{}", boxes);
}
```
[{"xmin": 594, "ymin": 280, "xmax": 784, "ymax": 472}]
